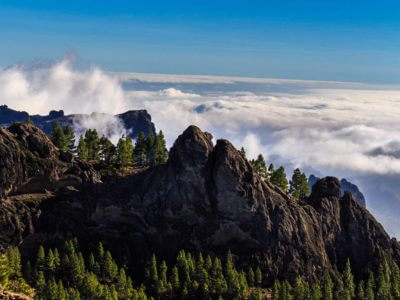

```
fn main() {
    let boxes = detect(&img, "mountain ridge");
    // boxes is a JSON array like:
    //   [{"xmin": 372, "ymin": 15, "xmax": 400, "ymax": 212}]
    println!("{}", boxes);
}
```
[
  {"xmin": 0, "ymin": 122, "xmax": 398, "ymax": 284},
  {"xmin": 0, "ymin": 104, "xmax": 156, "ymax": 139}
]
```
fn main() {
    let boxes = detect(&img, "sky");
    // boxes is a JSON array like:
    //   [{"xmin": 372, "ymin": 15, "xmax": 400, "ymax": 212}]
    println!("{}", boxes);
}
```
[{"xmin": 0, "ymin": 1, "xmax": 400, "ymax": 83}]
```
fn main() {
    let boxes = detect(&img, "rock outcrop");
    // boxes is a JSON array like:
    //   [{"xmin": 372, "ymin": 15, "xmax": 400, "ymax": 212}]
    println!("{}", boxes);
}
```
[
  {"xmin": 309, "ymin": 174, "xmax": 366, "ymax": 206},
  {"xmin": 0, "ymin": 124, "xmax": 398, "ymax": 282},
  {"xmin": 0, "ymin": 123, "xmax": 100, "ymax": 247},
  {"xmin": 0, "ymin": 105, "xmax": 156, "ymax": 139}
]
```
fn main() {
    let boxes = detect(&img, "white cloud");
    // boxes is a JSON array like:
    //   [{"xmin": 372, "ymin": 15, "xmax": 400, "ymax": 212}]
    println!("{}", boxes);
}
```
[
  {"xmin": 0, "ymin": 58, "xmax": 126, "ymax": 115},
  {"xmin": 2, "ymin": 57, "xmax": 400, "ymax": 237}
]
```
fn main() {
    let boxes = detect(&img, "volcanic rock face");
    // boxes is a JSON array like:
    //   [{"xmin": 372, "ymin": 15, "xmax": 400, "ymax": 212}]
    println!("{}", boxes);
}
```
[
  {"xmin": 0, "ymin": 123, "xmax": 399, "ymax": 282},
  {"xmin": 0, "ymin": 105, "xmax": 156, "ymax": 139}
]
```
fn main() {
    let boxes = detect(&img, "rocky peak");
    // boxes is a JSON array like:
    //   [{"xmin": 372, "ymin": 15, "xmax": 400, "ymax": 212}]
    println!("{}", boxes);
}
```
[
  {"xmin": 169, "ymin": 125, "xmax": 214, "ymax": 170},
  {"xmin": 0, "ymin": 123, "xmax": 99, "ymax": 198},
  {"xmin": 8, "ymin": 123, "xmax": 58, "ymax": 159},
  {"xmin": 308, "ymin": 176, "xmax": 340, "ymax": 206},
  {"xmin": 48, "ymin": 110, "xmax": 65, "ymax": 119},
  {"xmin": 309, "ymin": 174, "xmax": 366, "ymax": 206}
]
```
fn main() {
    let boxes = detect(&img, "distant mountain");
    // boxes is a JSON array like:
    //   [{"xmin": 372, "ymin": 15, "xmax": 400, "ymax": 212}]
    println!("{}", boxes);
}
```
[
  {"xmin": 0, "ymin": 105, "xmax": 156, "ymax": 139},
  {"xmin": 309, "ymin": 174, "xmax": 366, "ymax": 206}
]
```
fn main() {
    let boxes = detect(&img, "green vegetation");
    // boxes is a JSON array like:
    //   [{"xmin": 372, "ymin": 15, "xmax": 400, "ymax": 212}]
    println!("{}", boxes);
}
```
[
  {"xmin": 248, "ymin": 149, "xmax": 310, "ymax": 199},
  {"xmin": 50, "ymin": 122, "xmax": 75, "ymax": 152},
  {"xmin": 1, "ymin": 239, "xmax": 399, "ymax": 300},
  {"xmin": 50, "ymin": 123, "xmax": 169, "ymax": 170},
  {"xmin": 270, "ymin": 166, "xmax": 289, "ymax": 193},
  {"xmin": 289, "ymin": 168, "xmax": 310, "ymax": 200},
  {"xmin": 250, "ymin": 154, "xmax": 268, "ymax": 179}
]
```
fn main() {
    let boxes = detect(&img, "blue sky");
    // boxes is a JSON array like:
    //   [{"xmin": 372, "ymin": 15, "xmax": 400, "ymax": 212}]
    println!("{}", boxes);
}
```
[{"xmin": 1, "ymin": 1, "xmax": 400, "ymax": 83}]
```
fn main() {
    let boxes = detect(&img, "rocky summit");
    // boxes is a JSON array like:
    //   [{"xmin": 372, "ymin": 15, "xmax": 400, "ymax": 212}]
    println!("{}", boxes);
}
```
[
  {"xmin": 0, "ymin": 123, "xmax": 399, "ymax": 283},
  {"xmin": 309, "ymin": 174, "xmax": 366, "ymax": 206}
]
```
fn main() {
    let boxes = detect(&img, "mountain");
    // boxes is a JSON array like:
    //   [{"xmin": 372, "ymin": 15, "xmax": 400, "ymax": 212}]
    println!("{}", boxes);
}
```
[
  {"xmin": 309, "ymin": 174, "xmax": 366, "ymax": 206},
  {"xmin": 0, "ymin": 123, "xmax": 398, "ymax": 283},
  {"xmin": 0, "ymin": 105, "xmax": 156, "ymax": 139}
]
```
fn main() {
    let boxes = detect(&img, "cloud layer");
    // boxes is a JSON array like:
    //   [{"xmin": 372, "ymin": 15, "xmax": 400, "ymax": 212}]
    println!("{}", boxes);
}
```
[{"xmin": 2, "ymin": 58, "xmax": 400, "ymax": 237}]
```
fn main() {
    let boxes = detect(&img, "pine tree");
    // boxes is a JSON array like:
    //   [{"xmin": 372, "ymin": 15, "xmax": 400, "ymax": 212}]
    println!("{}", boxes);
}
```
[
  {"xmin": 200, "ymin": 282, "xmax": 210, "ymax": 299},
  {"xmin": 117, "ymin": 135, "xmax": 134, "ymax": 168},
  {"xmin": 211, "ymin": 257, "xmax": 227, "ymax": 295},
  {"xmin": 270, "ymin": 166, "xmax": 289, "ymax": 192},
  {"xmin": 280, "ymin": 280, "xmax": 293, "ymax": 300},
  {"xmin": 103, "ymin": 251, "xmax": 118, "ymax": 282},
  {"xmin": 255, "ymin": 267, "xmax": 262, "ymax": 287},
  {"xmin": 170, "ymin": 265, "xmax": 180, "ymax": 290},
  {"xmin": 99, "ymin": 135, "xmax": 116, "ymax": 167},
  {"xmin": 146, "ymin": 254, "xmax": 160, "ymax": 294},
  {"xmin": 225, "ymin": 251, "xmax": 240, "ymax": 296},
  {"xmin": 134, "ymin": 132, "xmax": 147, "ymax": 166},
  {"xmin": 36, "ymin": 245, "xmax": 46, "ymax": 274},
  {"xmin": 153, "ymin": 130, "xmax": 168, "ymax": 165},
  {"xmin": 357, "ymin": 280, "xmax": 365, "ymax": 300},
  {"xmin": 294, "ymin": 276, "xmax": 305, "ymax": 300},
  {"xmin": 46, "ymin": 248, "xmax": 56, "ymax": 275},
  {"xmin": 159, "ymin": 260, "xmax": 168, "ymax": 289},
  {"xmin": 334, "ymin": 278, "xmax": 345, "ymax": 300},
  {"xmin": 311, "ymin": 281, "xmax": 322, "ymax": 300},
  {"xmin": 77, "ymin": 135, "xmax": 89, "ymax": 160},
  {"xmin": 58, "ymin": 279, "xmax": 67, "ymax": 300},
  {"xmin": 392, "ymin": 264, "xmax": 400, "ymax": 300},
  {"xmin": 146, "ymin": 134, "xmax": 156, "ymax": 165},
  {"xmin": 54, "ymin": 248, "xmax": 61, "ymax": 274},
  {"xmin": 247, "ymin": 267, "xmax": 255, "ymax": 287},
  {"xmin": 117, "ymin": 268, "xmax": 127, "ymax": 296},
  {"xmin": 365, "ymin": 272, "xmax": 375, "ymax": 300},
  {"xmin": 377, "ymin": 259, "xmax": 391, "ymax": 300},
  {"xmin": 289, "ymin": 168, "xmax": 310, "ymax": 199},
  {"xmin": 97, "ymin": 242, "xmax": 105, "ymax": 263},
  {"xmin": 268, "ymin": 163, "xmax": 275, "ymax": 178},
  {"xmin": 84, "ymin": 129, "xmax": 100, "ymax": 161},
  {"xmin": 238, "ymin": 271, "xmax": 249, "ymax": 299},
  {"xmin": 343, "ymin": 259, "xmax": 355, "ymax": 299},
  {"xmin": 7, "ymin": 247, "xmax": 22, "ymax": 279},
  {"xmin": 0, "ymin": 253, "xmax": 9, "ymax": 286},
  {"xmin": 273, "ymin": 280, "xmax": 281, "ymax": 300},
  {"xmin": 63, "ymin": 126, "xmax": 76, "ymax": 152},
  {"xmin": 251, "ymin": 154, "xmax": 268, "ymax": 178},
  {"xmin": 322, "ymin": 270, "xmax": 333, "ymax": 300},
  {"xmin": 51, "ymin": 122, "xmax": 67, "ymax": 150},
  {"xmin": 36, "ymin": 271, "xmax": 46, "ymax": 298}
]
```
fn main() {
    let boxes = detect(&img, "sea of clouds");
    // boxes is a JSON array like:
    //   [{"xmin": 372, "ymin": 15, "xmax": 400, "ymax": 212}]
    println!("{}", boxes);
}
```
[{"xmin": 1, "ymin": 57, "xmax": 400, "ymax": 237}]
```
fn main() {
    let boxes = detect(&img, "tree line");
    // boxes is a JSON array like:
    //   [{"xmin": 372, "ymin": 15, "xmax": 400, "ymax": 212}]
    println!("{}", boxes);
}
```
[
  {"xmin": 1, "ymin": 239, "xmax": 400, "ymax": 299},
  {"xmin": 241, "ymin": 149, "xmax": 310, "ymax": 201},
  {"xmin": 51, "ymin": 122, "xmax": 168, "ymax": 169}
]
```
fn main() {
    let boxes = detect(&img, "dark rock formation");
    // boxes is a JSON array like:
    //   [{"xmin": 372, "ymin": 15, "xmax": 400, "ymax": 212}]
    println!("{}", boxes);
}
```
[
  {"xmin": 309, "ymin": 174, "xmax": 366, "ymax": 206},
  {"xmin": 0, "ymin": 105, "xmax": 156, "ymax": 139},
  {"xmin": 0, "ymin": 124, "xmax": 398, "ymax": 283},
  {"xmin": 0, "ymin": 123, "xmax": 100, "ymax": 247}
]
